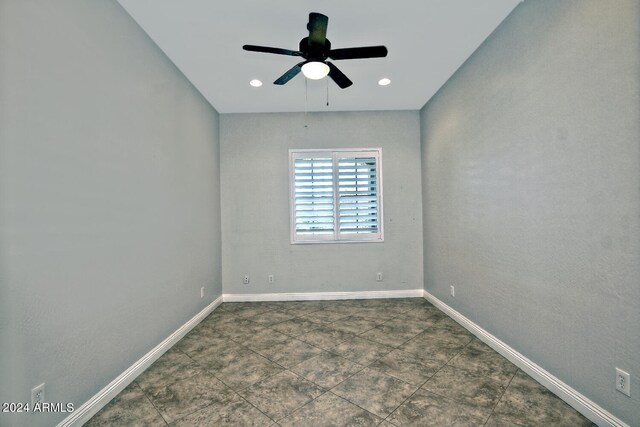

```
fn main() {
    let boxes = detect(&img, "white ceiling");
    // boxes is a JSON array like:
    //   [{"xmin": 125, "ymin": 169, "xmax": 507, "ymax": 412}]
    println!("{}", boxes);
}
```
[{"xmin": 117, "ymin": 0, "xmax": 521, "ymax": 113}]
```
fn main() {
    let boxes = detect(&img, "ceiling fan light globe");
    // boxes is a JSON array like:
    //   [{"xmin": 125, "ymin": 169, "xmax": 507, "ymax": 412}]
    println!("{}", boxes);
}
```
[{"xmin": 302, "ymin": 61, "xmax": 330, "ymax": 80}]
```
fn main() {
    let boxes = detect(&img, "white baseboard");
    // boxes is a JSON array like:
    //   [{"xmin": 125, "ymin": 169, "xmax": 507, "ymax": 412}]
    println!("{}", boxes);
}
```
[
  {"xmin": 223, "ymin": 289, "xmax": 424, "ymax": 302},
  {"xmin": 423, "ymin": 290, "xmax": 628, "ymax": 427},
  {"xmin": 57, "ymin": 295, "xmax": 223, "ymax": 427}
]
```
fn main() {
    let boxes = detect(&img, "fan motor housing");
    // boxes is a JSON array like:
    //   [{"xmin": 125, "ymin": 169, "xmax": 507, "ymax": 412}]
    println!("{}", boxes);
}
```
[{"xmin": 299, "ymin": 37, "xmax": 331, "ymax": 59}]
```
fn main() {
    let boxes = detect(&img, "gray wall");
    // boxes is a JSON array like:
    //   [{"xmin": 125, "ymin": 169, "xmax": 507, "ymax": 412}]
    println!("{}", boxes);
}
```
[
  {"xmin": 221, "ymin": 112, "xmax": 423, "ymax": 295},
  {"xmin": 0, "ymin": 1, "xmax": 222, "ymax": 426},
  {"xmin": 420, "ymin": 0, "xmax": 639, "ymax": 424}
]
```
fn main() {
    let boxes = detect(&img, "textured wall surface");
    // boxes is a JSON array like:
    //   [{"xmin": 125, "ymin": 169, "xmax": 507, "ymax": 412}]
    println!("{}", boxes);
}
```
[
  {"xmin": 221, "ymin": 111, "xmax": 423, "ymax": 295},
  {"xmin": 0, "ymin": 1, "xmax": 222, "ymax": 426},
  {"xmin": 420, "ymin": 0, "xmax": 639, "ymax": 424}
]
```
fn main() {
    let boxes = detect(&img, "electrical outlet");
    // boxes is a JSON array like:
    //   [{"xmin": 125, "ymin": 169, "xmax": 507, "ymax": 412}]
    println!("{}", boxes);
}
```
[
  {"xmin": 616, "ymin": 368, "xmax": 631, "ymax": 397},
  {"xmin": 268, "ymin": 274, "xmax": 274, "ymax": 283},
  {"xmin": 31, "ymin": 383, "xmax": 45, "ymax": 406},
  {"xmin": 376, "ymin": 272, "xmax": 383, "ymax": 282},
  {"xmin": 450, "ymin": 285, "xmax": 455, "ymax": 297},
  {"xmin": 243, "ymin": 275, "xmax": 250, "ymax": 284},
  {"xmin": 200, "ymin": 287, "xmax": 204, "ymax": 298}
]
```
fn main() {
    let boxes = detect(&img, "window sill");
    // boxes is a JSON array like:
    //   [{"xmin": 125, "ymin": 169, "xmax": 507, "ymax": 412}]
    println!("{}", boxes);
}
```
[{"xmin": 290, "ymin": 238, "xmax": 384, "ymax": 245}]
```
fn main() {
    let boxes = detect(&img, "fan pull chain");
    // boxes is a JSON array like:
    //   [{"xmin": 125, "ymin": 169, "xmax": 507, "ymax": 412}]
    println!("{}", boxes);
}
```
[
  {"xmin": 304, "ymin": 78, "xmax": 308, "ymax": 128},
  {"xmin": 326, "ymin": 77, "xmax": 330, "ymax": 106}
]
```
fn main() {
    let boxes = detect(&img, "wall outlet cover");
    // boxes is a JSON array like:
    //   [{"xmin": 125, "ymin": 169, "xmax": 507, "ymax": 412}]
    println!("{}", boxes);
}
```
[
  {"xmin": 31, "ymin": 383, "xmax": 45, "ymax": 406},
  {"xmin": 616, "ymin": 367, "xmax": 631, "ymax": 397}
]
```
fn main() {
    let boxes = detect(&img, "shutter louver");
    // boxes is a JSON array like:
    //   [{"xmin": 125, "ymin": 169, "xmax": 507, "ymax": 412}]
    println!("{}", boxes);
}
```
[{"xmin": 293, "ymin": 158, "xmax": 334, "ymax": 235}]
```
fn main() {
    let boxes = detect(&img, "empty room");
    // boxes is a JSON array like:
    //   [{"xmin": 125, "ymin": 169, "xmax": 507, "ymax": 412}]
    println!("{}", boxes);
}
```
[{"xmin": 0, "ymin": 0, "xmax": 638, "ymax": 426}]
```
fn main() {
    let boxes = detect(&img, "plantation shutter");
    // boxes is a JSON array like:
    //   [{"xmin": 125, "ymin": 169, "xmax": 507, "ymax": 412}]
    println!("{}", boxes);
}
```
[
  {"xmin": 293, "ymin": 157, "xmax": 335, "ymax": 238},
  {"xmin": 338, "ymin": 155, "xmax": 379, "ymax": 237},
  {"xmin": 290, "ymin": 149, "xmax": 382, "ymax": 243}
]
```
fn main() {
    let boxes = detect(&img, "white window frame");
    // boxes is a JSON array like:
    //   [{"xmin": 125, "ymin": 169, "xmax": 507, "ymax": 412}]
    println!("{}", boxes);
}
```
[{"xmin": 289, "ymin": 148, "xmax": 384, "ymax": 244}]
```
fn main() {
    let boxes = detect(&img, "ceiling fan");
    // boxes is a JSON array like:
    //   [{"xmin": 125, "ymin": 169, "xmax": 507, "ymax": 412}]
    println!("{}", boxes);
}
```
[{"xmin": 243, "ymin": 12, "xmax": 388, "ymax": 89}]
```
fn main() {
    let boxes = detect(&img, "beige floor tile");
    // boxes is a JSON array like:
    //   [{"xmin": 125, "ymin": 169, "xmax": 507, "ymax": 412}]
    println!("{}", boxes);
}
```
[
  {"xmin": 278, "ymin": 392, "xmax": 382, "ymax": 427},
  {"xmin": 239, "ymin": 371, "xmax": 325, "ymax": 421},
  {"xmin": 290, "ymin": 351, "xmax": 364, "ymax": 388},
  {"xmin": 331, "ymin": 368, "xmax": 418, "ymax": 418}
]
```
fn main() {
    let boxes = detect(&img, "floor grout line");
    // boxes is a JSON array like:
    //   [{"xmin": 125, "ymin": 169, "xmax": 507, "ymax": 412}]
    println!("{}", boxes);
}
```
[
  {"xmin": 481, "ymin": 367, "xmax": 519, "ymax": 427},
  {"xmin": 131, "ymin": 381, "xmax": 171, "ymax": 426}
]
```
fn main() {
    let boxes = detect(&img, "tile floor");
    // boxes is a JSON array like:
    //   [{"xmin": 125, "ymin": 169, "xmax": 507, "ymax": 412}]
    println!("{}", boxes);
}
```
[{"xmin": 86, "ymin": 298, "xmax": 595, "ymax": 426}]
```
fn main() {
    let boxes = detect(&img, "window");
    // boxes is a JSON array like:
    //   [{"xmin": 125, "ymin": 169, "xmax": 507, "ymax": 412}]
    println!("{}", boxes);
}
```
[{"xmin": 289, "ymin": 148, "xmax": 383, "ymax": 243}]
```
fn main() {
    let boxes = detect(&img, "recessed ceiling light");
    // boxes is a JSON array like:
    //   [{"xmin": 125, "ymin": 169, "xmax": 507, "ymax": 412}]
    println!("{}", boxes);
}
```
[
  {"xmin": 378, "ymin": 78, "xmax": 391, "ymax": 86},
  {"xmin": 249, "ymin": 79, "xmax": 263, "ymax": 87}
]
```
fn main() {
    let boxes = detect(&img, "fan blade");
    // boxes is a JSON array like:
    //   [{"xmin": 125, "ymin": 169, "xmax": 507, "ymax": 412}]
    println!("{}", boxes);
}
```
[
  {"xmin": 307, "ymin": 13, "xmax": 328, "ymax": 47},
  {"xmin": 274, "ymin": 62, "xmax": 305, "ymax": 85},
  {"xmin": 329, "ymin": 46, "xmax": 388, "ymax": 60},
  {"xmin": 327, "ymin": 62, "xmax": 352, "ymax": 89},
  {"xmin": 243, "ymin": 45, "xmax": 302, "ymax": 56}
]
